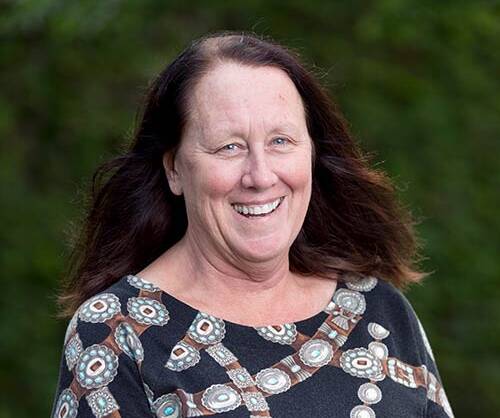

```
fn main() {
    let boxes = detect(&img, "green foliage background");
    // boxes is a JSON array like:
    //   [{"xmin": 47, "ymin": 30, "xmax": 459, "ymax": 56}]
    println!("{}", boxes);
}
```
[{"xmin": 0, "ymin": 1, "xmax": 498, "ymax": 416}]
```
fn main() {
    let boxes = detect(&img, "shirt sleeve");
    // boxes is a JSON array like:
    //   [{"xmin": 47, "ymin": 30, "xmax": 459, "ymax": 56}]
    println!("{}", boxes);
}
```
[
  {"xmin": 405, "ymin": 300, "xmax": 455, "ymax": 418},
  {"xmin": 51, "ymin": 312, "xmax": 155, "ymax": 418}
]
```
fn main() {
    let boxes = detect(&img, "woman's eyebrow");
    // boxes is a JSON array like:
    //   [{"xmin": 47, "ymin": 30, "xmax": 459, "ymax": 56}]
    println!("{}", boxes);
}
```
[
  {"xmin": 269, "ymin": 122, "xmax": 301, "ymax": 134},
  {"xmin": 206, "ymin": 120, "xmax": 301, "ymax": 138}
]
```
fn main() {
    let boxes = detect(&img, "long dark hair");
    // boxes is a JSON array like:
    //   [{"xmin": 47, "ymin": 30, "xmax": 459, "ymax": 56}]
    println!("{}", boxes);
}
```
[{"xmin": 57, "ymin": 31, "xmax": 427, "ymax": 318}]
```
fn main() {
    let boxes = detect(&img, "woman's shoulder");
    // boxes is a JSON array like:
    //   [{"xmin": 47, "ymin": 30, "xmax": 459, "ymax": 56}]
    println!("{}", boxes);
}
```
[
  {"xmin": 362, "ymin": 276, "xmax": 424, "ymax": 322},
  {"xmin": 52, "ymin": 275, "xmax": 165, "ymax": 417},
  {"xmin": 62, "ymin": 274, "xmax": 179, "ymax": 347},
  {"xmin": 353, "ymin": 276, "xmax": 437, "ymax": 366}
]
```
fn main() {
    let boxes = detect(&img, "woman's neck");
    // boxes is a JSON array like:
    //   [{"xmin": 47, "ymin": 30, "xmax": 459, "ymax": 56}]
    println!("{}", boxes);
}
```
[{"xmin": 137, "ymin": 234, "xmax": 337, "ymax": 326}]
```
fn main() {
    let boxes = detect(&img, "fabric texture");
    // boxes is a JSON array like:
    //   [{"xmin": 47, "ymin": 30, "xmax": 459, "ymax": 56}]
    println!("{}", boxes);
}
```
[{"xmin": 51, "ymin": 274, "xmax": 454, "ymax": 417}]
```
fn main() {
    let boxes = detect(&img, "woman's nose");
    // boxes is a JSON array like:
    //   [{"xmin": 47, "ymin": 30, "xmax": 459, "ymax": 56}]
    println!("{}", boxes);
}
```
[{"xmin": 241, "ymin": 151, "xmax": 278, "ymax": 190}]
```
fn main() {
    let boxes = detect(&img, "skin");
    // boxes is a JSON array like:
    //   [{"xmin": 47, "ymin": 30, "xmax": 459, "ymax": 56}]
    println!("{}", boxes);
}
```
[{"xmin": 137, "ymin": 62, "xmax": 337, "ymax": 326}]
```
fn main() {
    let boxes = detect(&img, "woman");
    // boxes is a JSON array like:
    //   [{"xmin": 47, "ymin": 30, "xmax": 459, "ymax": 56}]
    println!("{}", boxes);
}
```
[{"xmin": 52, "ymin": 31, "xmax": 454, "ymax": 417}]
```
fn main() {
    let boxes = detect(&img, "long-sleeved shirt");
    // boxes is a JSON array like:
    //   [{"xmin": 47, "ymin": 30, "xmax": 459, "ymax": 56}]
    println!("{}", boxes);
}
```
[{"xmin": 51, "ymin": 273, "xmax": 454, "ymax": 417}]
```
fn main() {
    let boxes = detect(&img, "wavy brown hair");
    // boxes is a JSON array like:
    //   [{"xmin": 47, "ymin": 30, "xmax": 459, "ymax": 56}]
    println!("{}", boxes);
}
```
[{"xmin": 57, "ymin": 30, "xmax": 428, "ymax": 318}]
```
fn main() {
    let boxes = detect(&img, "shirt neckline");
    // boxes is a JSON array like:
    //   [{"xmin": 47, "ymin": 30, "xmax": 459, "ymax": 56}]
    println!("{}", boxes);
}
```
[{"xmin": 124, "ymin": 273, "xmax": 343, "ymax": 331}]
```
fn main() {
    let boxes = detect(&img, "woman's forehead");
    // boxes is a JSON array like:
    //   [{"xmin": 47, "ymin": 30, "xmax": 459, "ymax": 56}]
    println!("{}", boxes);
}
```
[{"xmin": 187, "ymin": 63, "xmax": 307, "ymax": 135}]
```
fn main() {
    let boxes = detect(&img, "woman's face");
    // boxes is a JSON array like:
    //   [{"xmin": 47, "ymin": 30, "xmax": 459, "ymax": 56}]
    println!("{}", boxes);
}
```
[{"xmin": 165, "ymin": 62, "xmax": 313, "ymax": 264}]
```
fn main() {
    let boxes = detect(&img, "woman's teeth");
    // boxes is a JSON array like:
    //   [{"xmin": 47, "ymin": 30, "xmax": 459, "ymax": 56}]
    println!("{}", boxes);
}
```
[{"xmin": 232, "ymin": 197, "xmax": 283, "ymax": 217}]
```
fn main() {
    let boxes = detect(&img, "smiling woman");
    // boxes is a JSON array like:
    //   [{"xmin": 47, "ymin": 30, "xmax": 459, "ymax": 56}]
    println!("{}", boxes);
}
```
[
  {"xmin": 51, "ymin": 31, "xmax": 454, "ymax": 418},
  {"xmin": 164, "ymin": 63, "xmax": 313, "ymax": 265}
]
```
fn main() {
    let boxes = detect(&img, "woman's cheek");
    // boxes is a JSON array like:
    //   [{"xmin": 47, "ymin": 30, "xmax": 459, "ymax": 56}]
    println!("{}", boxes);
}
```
[{"xmin": 199, "ymin": 162, "xmax": 238, "ymax": 196}]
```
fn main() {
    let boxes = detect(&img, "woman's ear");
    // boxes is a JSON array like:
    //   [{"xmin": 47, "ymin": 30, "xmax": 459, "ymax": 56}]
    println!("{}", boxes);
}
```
[{"xmin": 162, "ymin": 152, "xmax": 183, "ymax": 196}]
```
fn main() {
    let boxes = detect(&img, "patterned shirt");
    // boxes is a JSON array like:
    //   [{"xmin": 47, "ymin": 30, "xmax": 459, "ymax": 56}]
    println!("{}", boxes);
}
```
[{"xmin": 51, "ymin": 274, "xmax": 454, "ymax": 417}]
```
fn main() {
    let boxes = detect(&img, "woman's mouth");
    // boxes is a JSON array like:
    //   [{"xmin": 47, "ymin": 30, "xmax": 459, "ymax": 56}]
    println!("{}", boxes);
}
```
[{"xmin": 231, "ymin": 196, "xmax": 285, "ymax": 218}]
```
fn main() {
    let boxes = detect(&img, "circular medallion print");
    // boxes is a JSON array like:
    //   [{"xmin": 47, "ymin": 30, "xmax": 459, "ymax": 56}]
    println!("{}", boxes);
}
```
[
  {"xmin": 126, "ymin": 275, "xmax": 160, "ymax": 293},
  {"xmin": 255, "ymin": 368, "xmax": 291, "ymax": 394},
  {"xmin": 53, "ymin": 388, "xmax": 78, "ymax": 418},
  {"xmin": 357, "ymin": 383, "xmax": 382, "ymax": 404},
  {"xmin": 201, "ymin": 384, "xmax": 241, "ymax": 413},
  {"xmin": 114, "ymin": 322, "xmax": 144, "ymax": 362},
  {"xmin": 350, "ymin": 405, "xmax": 376, "ymax": 418},
  {"xmin": 153, "ymin": 393, "xmax": 183, "ymax": 418},
  {"xmin": 127, "ymin": 297, "xmax": 169, "ymax": 326},
  {"xmin": 368, "ymin": 341, "xmax": 388, "ymax": 360},
  {"xmin": 340, "ymin": 348, "xmax": 383, "ymax": 379},
  {"xmin": 299, "ymin": 339, "xmax": 333, "ymax": 367},
  {"xmin": 255, "ymin": 323, "xmax": 297, "ymax": 345},
  {"xmin": 333, "ymin": 289, "xmax": 366, "ymax": 315},
  {"xmin": 188, "ymin": 312, "xmax": 226, "ymax": 345},
  {"xmin": 75, "ymin": 344, "xmax": 119, "ymax": 389},
  {"xmin": 346, "ymin": 276, "xmax": 378, "ymax": 292},
  {"xmin": 79, "ymin": 293, "xmax": 121, "ymax": 323}
]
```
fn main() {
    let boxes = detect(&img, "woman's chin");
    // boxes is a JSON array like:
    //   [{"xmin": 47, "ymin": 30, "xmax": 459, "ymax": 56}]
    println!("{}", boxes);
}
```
[{"xmin": 231, "ymin": 238, "xmax": 288, "ymax": 263}]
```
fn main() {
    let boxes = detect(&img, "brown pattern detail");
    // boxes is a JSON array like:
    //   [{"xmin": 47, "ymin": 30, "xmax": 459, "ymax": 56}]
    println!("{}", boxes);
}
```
[
  {"xmin": 174, "ymin": 304, "xmax": 364, "ymax": 415},
  {"xmin": 384, "ymin": 357, "xmax": 449, "ymax": 411},
  {"xmin": 61, "ymin": 286, "xmax": 161, "ymax": 416},
  {"xmin": 289, "ymin": 330, "xmax": 310, "ymax": 350},
  {"xmin": 328, "ymin": 350, "xmax": 451, "ymax": 416},
  {"xmin": 139, "ymin": 288, "xmax": 163, "ymax": 302}
]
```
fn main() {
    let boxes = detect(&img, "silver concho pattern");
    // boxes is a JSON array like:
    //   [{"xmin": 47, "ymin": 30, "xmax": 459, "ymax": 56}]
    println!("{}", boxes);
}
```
[
  {"xmin": 79, "ymin": 293, "xmax": 121, "ymax": 323},
  {"xmin": 127, "ymin": 297, "xmax": 169, "ymax": 326},
  {"xmin": 188, "ymin": 312, "xmax": 226, "ymax": 345},
  {"xmin": 205, "ymin": 343, "xmax": 237, "ymax": 366},
  {"xmin": 75, "ymin": 344, "xmax": 119, "ymax": 389},
  {"xmin": 368, "ymin": 341, "xmax": 389, "ymax": 360},
  {"xmin": 256, "ymin": 368, "xmax": 291, "ymax": 394},
  {"xmin": 340, "ymin": 348, "xmax": 383, "ymax": 379},
  {"xmin": 86, "ymin": 387, "xmax": 120, "ymax": 417},
  {"xmin": 357, "ymin": 382, "xmax": 382, "ymax": 404},
  {"xmin": 126, "ymin": 275, "xmax": 161, "ymax": 293},
  {"xmin": 152, "ymin": 393, "xmax": 183, "ymax": 418},
  {"xmin": 346, "ymin": 276, "xmax": 378, "ymax": 292},
  {"xmin": 65, "ymin": 333, "xmax": 83, "ymax": 371},
  {"xmin": 367, "ymin": 322, "xmax": 390, "ymax": 340},
  {"xmin": 426, "ymin": 369, "xmax": 438, "ymax": 401},
  {"xmin": 333, "ymin": 289, "xmax": 366, "ymax": 315},
  {"xmin": 201, "ymin": 384, "xmax": 241, "ymax": 413},
  {"xmin": 299, "ymin": 338, "xmax": 333, "ymax": 367},
  {"xmin": 255, "ymin": 323, "xmax": 297, "ymax": 345},
  {"xmin": 165, "ymin": 341, "xmax": 200, "ymax": 372},
  {"xmin": 280, "ymin": 355, "xmax": 311, "ymax": 382},
  {"xmin": 53, "ymin": 388, "xmax": 78, "ymax": 418},
  {"xmin": 242, "ymin": 392, "xmax": 269, "ymax": 411},
  {"xmin": 387, "ymin": 358, "xmax": 416, "ymax": 388},
  {"xmin": 227, "ymin": 367, "xmax": 255, "ymax": 388},
  {"xmin": 350, "ymin": 405, "xmax": 376, "ymax": 418},
  {"xmin": 319, "ymin": 323, "xmax": 347, "ymax": 346},
  {"xmin": 114, "ymin": 322, "xmax": 144, "ymax": 362},
  {"xmin": 178, "ymin": 389, "xmax": 203, "ymax": 416}
]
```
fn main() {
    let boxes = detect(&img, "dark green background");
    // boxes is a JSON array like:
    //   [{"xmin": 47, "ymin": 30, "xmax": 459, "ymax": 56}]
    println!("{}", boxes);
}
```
[{"xmin": 1, "ymin": 1, "xmax": 498, "ymax": 416}]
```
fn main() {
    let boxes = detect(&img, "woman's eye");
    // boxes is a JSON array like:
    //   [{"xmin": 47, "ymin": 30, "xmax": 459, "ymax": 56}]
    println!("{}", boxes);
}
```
[
  {"xmin": 219, "ymin": 143, "xmax": 240, "ymax": 152},
  {"xmin": 273, "ymin": 137, "xmax": 289, "ymax": 146}
]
